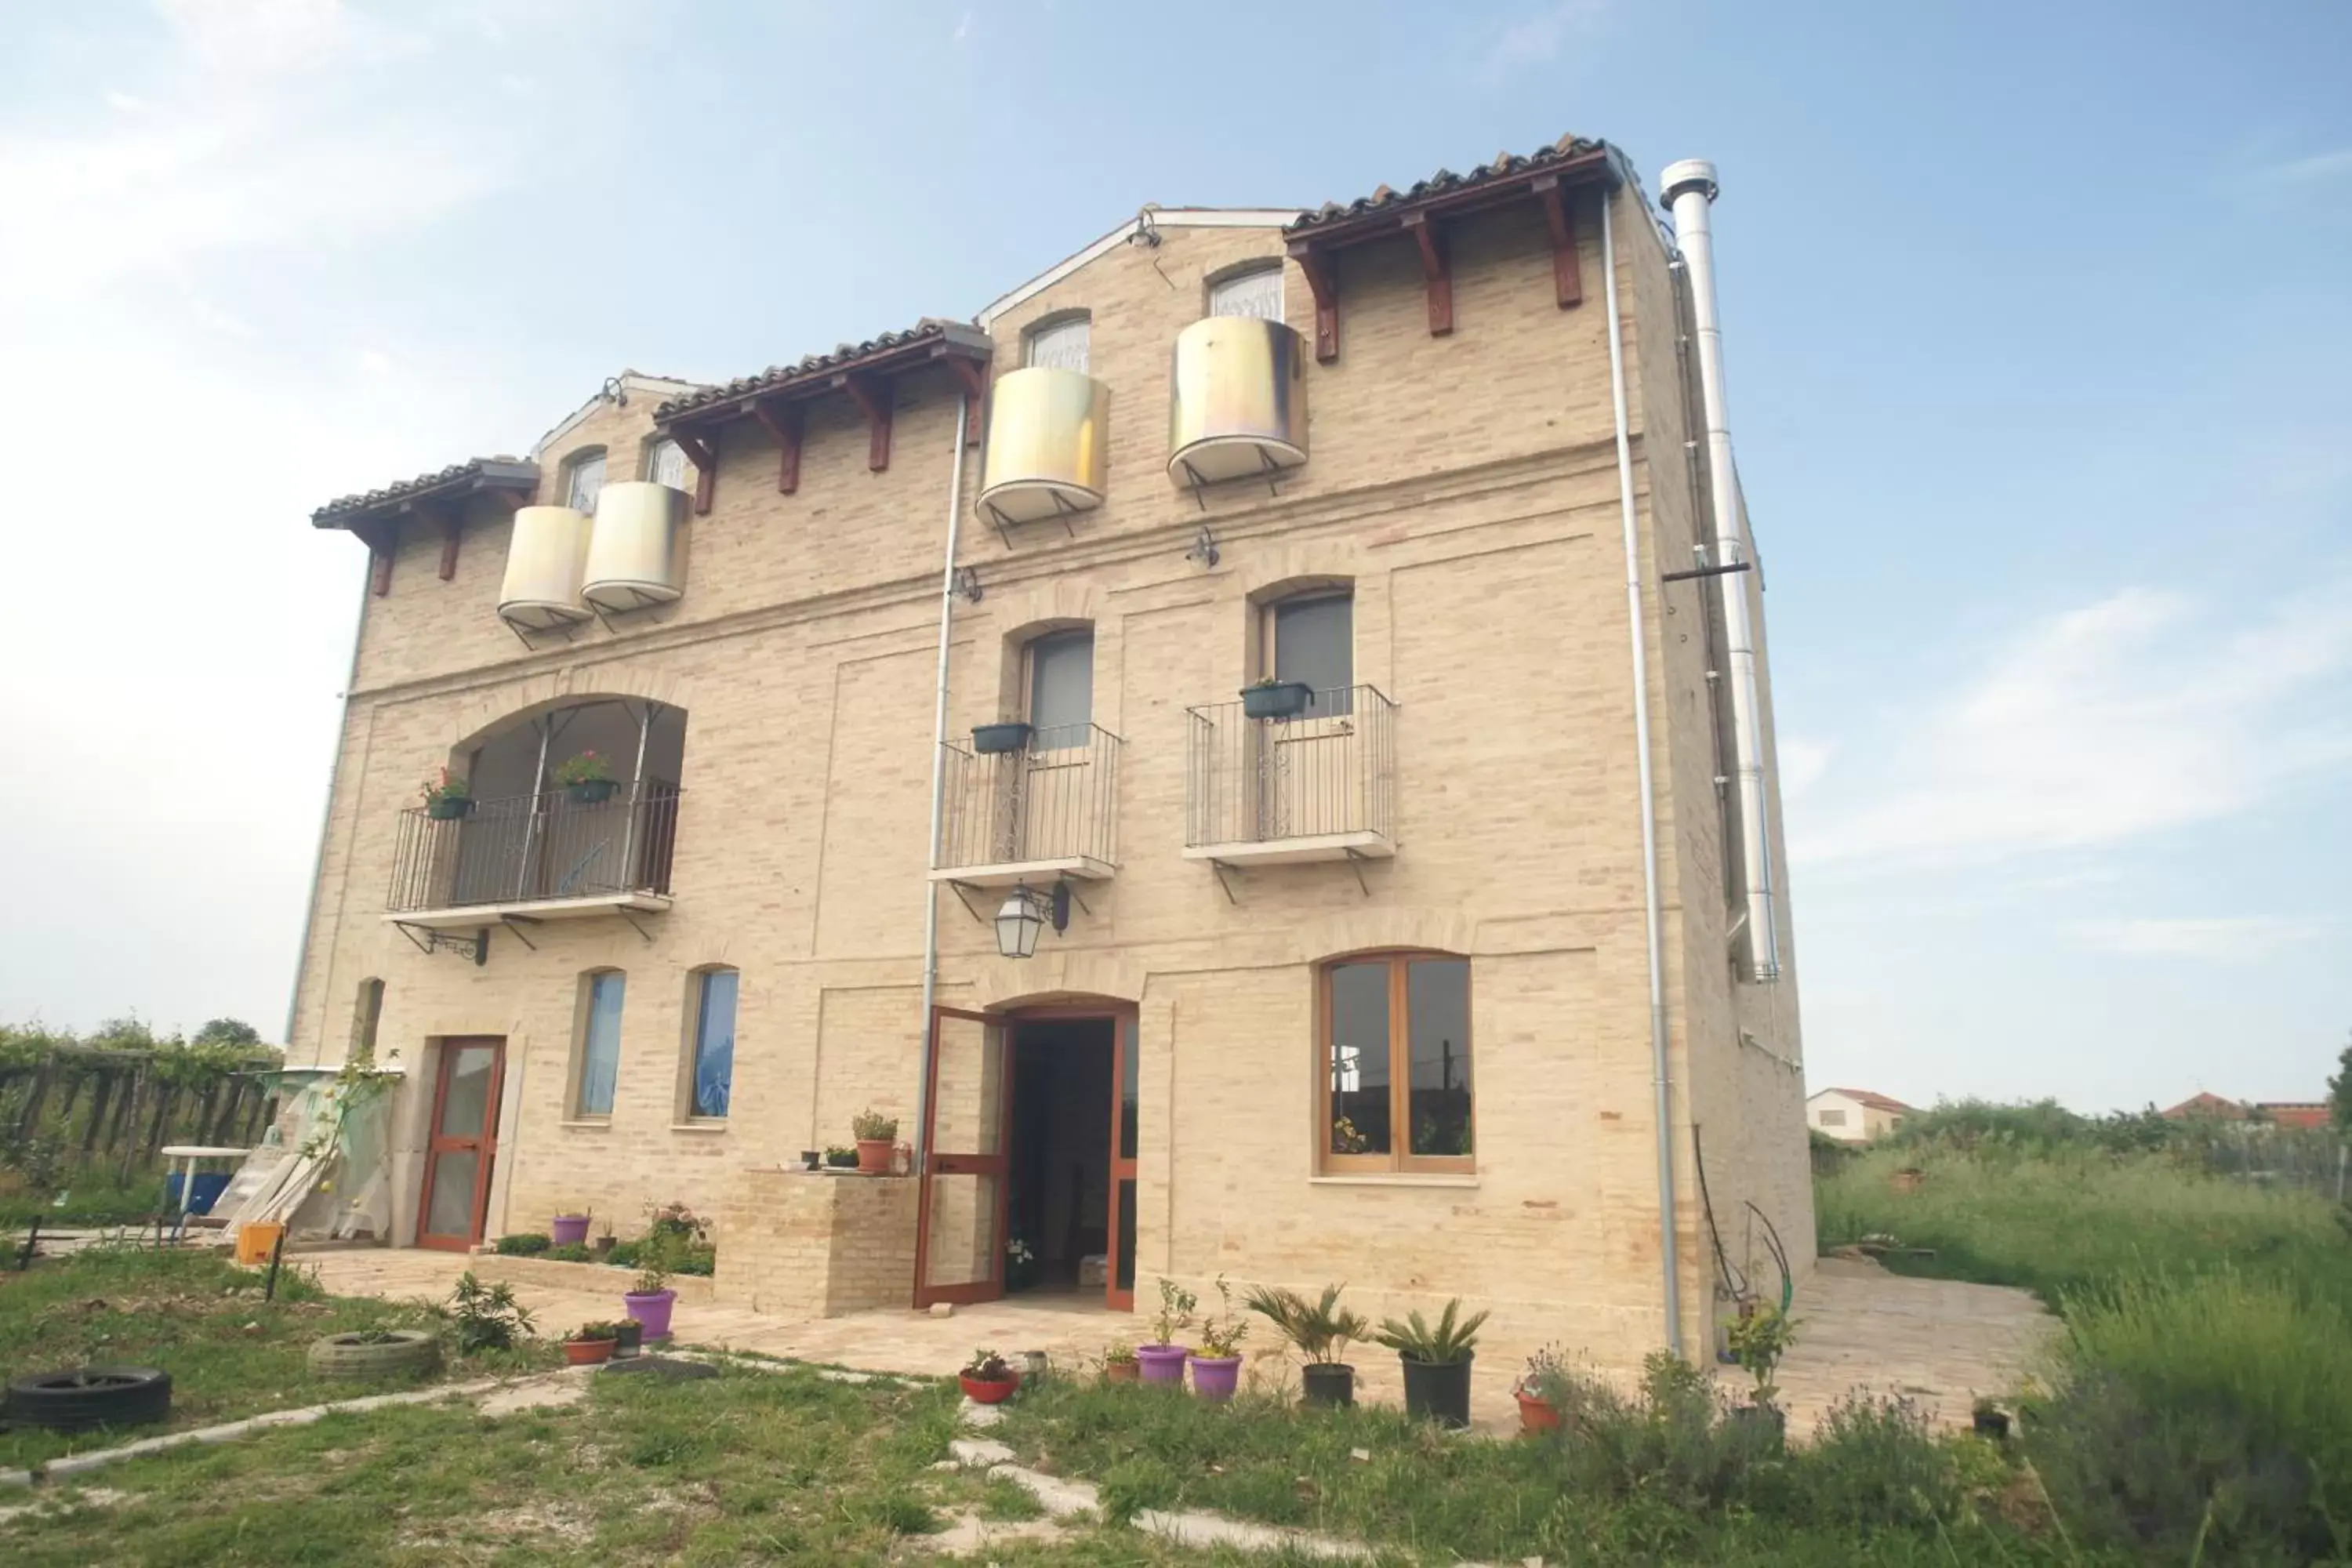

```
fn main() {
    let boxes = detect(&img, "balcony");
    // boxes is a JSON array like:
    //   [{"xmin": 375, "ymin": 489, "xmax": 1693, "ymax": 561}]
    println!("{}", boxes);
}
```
[
  {"xmin": 1167, "ymin": 317, "xmax": 1308, "ymax": 489},
  {"xmin": 386, "ymin": 782, "xmax": 682, "ymax": 929},
  {"xmin": 1184, "ymin": 686, "xmax": 1396, "ymax": 865},
  {"xmin": 931, "ymin": 723, "xmax": 1120, "ymax": 887},
  {"xmin": 978, "ymin": 366, "xmax": 1111, "ymax": 532}
]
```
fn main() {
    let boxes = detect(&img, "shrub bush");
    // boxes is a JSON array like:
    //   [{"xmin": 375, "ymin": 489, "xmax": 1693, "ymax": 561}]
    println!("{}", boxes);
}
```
[
  {"xmin": 545, "ymin": 1242, "xmax": 592, "ymax": 1263},
  {"xmin": 493, "ymin": 1232, "xmax": 550, "ymax": 1256}
]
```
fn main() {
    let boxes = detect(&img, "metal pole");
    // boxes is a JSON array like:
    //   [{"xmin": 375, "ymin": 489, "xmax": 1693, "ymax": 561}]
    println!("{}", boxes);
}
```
[
  {"xmin": 515, "ymin": 718, "xmax": 554, "ymax": 899},
  {"xmin": 914, "ymin": 395, "xmax": 972, "ymax": 1178},
  {"xmin": 620, "ymin": 701, "xmax": 653, "ymax": 891},
  {"xmin": 1603, "ymin": 174, "xmax": 1683, "ymax": 1355}
]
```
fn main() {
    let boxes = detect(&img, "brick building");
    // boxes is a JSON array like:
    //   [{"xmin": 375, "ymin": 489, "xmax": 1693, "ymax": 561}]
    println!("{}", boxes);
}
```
[{"xmin": 289, "ymin": 134, "xmax": 1813, "ymax": 1366}]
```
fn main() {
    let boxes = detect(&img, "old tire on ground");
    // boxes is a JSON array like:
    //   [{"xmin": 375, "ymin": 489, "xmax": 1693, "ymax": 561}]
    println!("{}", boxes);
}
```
[
  {"xmin": 307, "ymin": 1330, "xmax": 443, "ymax": 1380},
  {"xmin": 4, "ymin": 1367, "xmax": 172, "ymax": 1432}
]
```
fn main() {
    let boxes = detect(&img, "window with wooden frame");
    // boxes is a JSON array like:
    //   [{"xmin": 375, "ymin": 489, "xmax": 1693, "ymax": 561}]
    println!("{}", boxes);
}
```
[
  {"xmin": 563, "ymin": 447, "xmax": 608, "ymax": 513},
  {"xmin": 1261, "ymin": 590, "xmax": 1354, "ymax": 718},
  {"xmin": 1319, "ymin": 953, "xmax": 1473, "ymax": 1174}
]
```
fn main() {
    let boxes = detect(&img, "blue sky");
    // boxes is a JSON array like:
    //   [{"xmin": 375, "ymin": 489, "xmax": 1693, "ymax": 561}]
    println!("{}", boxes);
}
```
[{"xmin": 0, "ymin": 1, "xmax": 2344, "ymax": 1110}]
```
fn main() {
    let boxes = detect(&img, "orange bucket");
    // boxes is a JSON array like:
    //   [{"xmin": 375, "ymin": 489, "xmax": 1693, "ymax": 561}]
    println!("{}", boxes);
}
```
[{"xmin": 235, "ymin": 1222, "xmax": 285, "ymax": 1265}]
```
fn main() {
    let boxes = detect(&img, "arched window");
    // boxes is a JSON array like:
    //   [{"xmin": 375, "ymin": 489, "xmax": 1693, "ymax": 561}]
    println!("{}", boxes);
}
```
[
  {"xmin": 644, "ymin": 437, "xmax": 688, "ymax": 492},
  {"xmin": 1262, "ymin": 589, "xmax": 1354, "ymax": 719},
  {"xmin": 573, "ymin": 968, "xmax": 626, "ymax": 1117},
  {"xmin": 1025, "ymin": 314, "xmax": 1091, "ymax": 373},
  {"xmin": 563, "ymin": 447, "xmax": 608, "ymax": 512},
  {"xmin": 1208, "ymin": 262, "xmax": 1284, "ymax": 321},
  {"xmin": 1319, "ymin": 953, "xmax": 1473, "ymax": 1174},
  {"xmin": 350, "ymin": 978, "xmax": 384, "ymax": 1065},
  {"xmin": 683, "ymin": 967, "xmax": 737, "ymax": 1120}
]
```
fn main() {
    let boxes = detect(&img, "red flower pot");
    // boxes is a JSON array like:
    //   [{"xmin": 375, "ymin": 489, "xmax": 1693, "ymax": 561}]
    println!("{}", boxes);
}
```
[
  {"xmin": 564, "ymin": 1338, "xmax": 615, "ymax": 1367},
  {"xmin": 855, "ymin": 1138, "xmax": 894, "ymax": 1175},
  {"xmin": 1517, "ymin": 1392, "xmax": 1563, "ymax": 1435},
  {"xmin": 960, "ymin": 1372, "xmax": 1021, "ymax": 1405}
]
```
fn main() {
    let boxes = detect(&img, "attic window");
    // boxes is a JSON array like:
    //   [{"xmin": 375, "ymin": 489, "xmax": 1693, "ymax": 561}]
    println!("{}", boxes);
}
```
[
  {"xmin": 644, "ymin": 438, "xmax": 688, "ymax": 492},
  {"xmin": 564, "ymin": 448, "xmax": 607, "ymax": 512},
  {"xmin": 1025, "ymin": 315, "xmax": 1091, "ymax": 374},
  {"xmin": 1208, "ymin": 264, "xmax": 1284, "ymax": 321}
]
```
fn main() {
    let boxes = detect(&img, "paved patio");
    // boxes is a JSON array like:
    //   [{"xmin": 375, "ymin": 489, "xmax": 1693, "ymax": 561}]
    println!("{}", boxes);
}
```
[{"xmin": 301, "ymin": 1248, "xmax": 2052, "ymax": 1436}]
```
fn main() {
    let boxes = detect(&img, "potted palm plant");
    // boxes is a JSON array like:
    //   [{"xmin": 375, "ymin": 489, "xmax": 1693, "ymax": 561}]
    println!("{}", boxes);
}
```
[
  {"xmin": 1513, "ymin": 1343, "xmax": 1571, "ymax": 1435},
  {"xmin": 959, "ymin": 1348, "xmax": 1020, "ymax": 1405},
  {"xmin": 1375, "ymin": 1298, "xmax": 1490, "ymax": 1429},
  {"xmin": 1726, "ymin": 1302, "xmax": 1798, "ymax": 1444},
  {"xmin": 1135, "ymin": 1278, "xmax": 1196, "ymax": 1386},
  {"xmin": 971, "ymin": 719, "xmax": 1033, "ymax": 755},
  {"xmin": 1246, "ymin": 1283, "xmax": 1369, "ymax": 1408},
  {"xmin": 555, "ymin": 750, "xmax": 619, "ymax": 804},
  {"xmin": 564, "ymin": 1323, "xmax": 620, "ymax": 1366},
  {"xmin": 420, "ymin": 768, "xmax": 473, "ymax": 820},
  {"xmin": 1185, "ymin": 1276, "xmax": 1249, "ymax": 1403},
  {"xmin": 622, "ymin": 1243, "xmax": 677, "ymax": 1344},
  {"xmin": 1240, "ymin": 677, "xmax": 1314, "ymax": 720},
  {"xmin": 851, "ymin": 1109, "xmax": 898, "ymax": 1174}
]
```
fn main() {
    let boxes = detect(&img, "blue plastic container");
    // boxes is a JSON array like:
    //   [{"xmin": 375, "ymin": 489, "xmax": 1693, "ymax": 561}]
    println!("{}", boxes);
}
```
[{"xmin": 164, "ymin": 1171, "xmax": 233, "ymax": 1215}]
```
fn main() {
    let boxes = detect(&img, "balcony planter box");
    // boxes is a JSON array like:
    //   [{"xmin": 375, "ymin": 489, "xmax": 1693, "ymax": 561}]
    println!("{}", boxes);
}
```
[
  {"xmin": 566, "ymin": 779, "xmax": 621, "ymax": 805},
  {"xmin": 971, "ymin": 721, "xmax": 1033, "ymax": 756},
  {"xmin": 425, "ymin": 797, "xmax": 474, "ymax": 821},
  {"xmin": 1240, "ymin": 681, "xmax": 1313, "ymax": 720},
  {"xmin": 1399, "ymin": 1353, "xmax": 1473, "ymax": 1429}
]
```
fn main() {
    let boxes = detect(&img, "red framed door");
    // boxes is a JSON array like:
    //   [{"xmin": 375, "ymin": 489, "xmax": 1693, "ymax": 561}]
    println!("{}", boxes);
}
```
[
  {"xmin": 416, "ymin": 1037, "xmax": 504, "ymax": 1251},
  {"xmin": 1105, "ymin": 1010, "xmax": 1139, "ymax": 1311},
  {"xmin": 914, "ymin": 1007, "xmax": 1012, "ymax": 1308}
]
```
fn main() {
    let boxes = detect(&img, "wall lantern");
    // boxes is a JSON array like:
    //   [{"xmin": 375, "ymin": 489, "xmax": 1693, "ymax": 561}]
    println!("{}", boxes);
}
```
[{"xmin": 993, "ymin": 881, "xmax": 1071, "ymax": 960}]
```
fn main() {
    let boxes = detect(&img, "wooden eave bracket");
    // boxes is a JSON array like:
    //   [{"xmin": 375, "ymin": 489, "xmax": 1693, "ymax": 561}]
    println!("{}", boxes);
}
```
[
  {"xmin": 409, "ymin": 498, "xmax": 461, "ymax": 581},
  {"xmin": 938, "ymin": 350, "xmax": 989, "ymax": 446},
  {"xmin": 1401, "ymin": 211, "xmax": 1453, "ymax": 336},
  {"xmin": 748, "ymin": 397, "xmax": 806, "ymax": 494},
  {"xmin": 1532, "ymin": 176, "xmax": 1584, "ymax": 309},
  {"xmin": 670, "ymin": 430, "xmax": 718, "ymax": 515},
  {"xmin": 836, "ymin": 372, "xmax": 893, "ymax": 472},
  {"xmin": 1287, "ymin": 240, "xmax": 1339, "ymax": 363}
]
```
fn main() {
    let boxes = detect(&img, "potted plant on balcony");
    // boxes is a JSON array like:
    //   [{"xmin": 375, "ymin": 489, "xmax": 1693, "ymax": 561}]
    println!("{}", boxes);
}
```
[
  {"xmin": 1186, "ymin": 1275, "xmax": 1249, "ymax": 1403},
  {"xmin": 822, "ymin": 1145, "xmax": 857, "ymax": 1170},
  {"xmin": 1246, "ymin": 1282, "xmax": 1369, "ymax": 1408},
  {"xmin": 1136, "ymin": 1277, "xmax": 1196, "ymax": 1386},
  {"xmin": 1726, "ymin": 1301, "xmax": 1798, "ymax": 1446},
  {"xmin": 959, "ymin": 1348, "xmax": 1020, "ymax": 1405},
  {"xmin": 851, "ymin": 1109, "xmax": 898, "ymax": 1174},
  {"xmin": 971, "ymin": 718, "xmax": 1033, "ymax": 755},
  {"xmin": 622, "ymin": 1244, "xmax": 678, "ymax": 1345},
  {"xmin": 1375, "ymin": 1298, "xmax": 1489, "ymax": 1429},
  {"xmin": 555, "ymin": 750, "xmax": 619, "ymax": 804},
  {"xmin": 564, "ymin": 1323, "xmax": 620, "ymax": 1367},
  {"xmin": 419, "ymin": 768, "xmax": 473, "ymax": 820},
  {"xmin": 1240, "ymin": 677, "xmax": 1314, "ymax": 721}
]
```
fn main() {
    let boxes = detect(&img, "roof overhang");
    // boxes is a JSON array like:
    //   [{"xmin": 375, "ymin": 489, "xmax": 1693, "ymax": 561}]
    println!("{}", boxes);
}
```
[
  {"xmin": 310, "ymin": 459, "xmax": 541, "ymax": 545},
  {"xmin": 657, "ymin": 321, "xmax": 995, "ymax": 434}
]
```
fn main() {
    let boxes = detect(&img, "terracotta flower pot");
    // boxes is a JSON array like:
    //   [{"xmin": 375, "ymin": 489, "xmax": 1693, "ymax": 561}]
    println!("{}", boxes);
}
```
[
  {"xmin": 1104, "ymin": 1360, "xmax": 1140, "ymax": 1384},
  {"xmin": 564, "ymin": 1338, "xmax": 615, "ymax": 1367},
  {"xmin": 1516, "ymin": 1392, "xmax": 1563, "ymax": 1435},
  {"xmin": 855, "ymin": 1138, "xmax": 894, "ymax": 1175},
  {"xmin": 960, "ymin": 1372, "xmax": 1021, "ymax": 1405}
]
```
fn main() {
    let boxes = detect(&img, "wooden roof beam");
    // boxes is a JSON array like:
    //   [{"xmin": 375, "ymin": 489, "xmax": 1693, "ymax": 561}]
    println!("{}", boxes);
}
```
[
  {"xmin": 749, "ymin": 397, "xmax": 807, "ymax": 494},
  {"xmin": 1402, "ymin": 212, "xmax": 1453, "ymax": 336},
  {"xmin": 671, "ymin": 431, "xmax": 717, "ymax": 515},
  {"xmin": 1288, "ymin": 241, "xmax": 1339, "ymax": 363},
  {"xmin": 1533, "ymin": 176, "xmax": 1584, "ymax": 310},
  {"xmin": 837, "ymin": 372, "xmax": 893, "ymax": 472}
]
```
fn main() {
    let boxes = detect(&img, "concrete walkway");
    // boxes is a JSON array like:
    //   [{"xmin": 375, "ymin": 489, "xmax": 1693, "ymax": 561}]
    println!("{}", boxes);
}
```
[{"xmin": 303, "ymin": 1248, "xmax": 2052, "ymax": 1435}]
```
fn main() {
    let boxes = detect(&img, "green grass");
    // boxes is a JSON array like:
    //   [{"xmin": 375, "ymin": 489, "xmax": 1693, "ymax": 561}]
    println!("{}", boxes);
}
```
[
  {"xmin": 0, "ymin": 1172, "xmax": 181, "ymax": 1228},
  {"xmin": 0, "ymin": 1244, "xmax": 554, "ymax": 1469}
]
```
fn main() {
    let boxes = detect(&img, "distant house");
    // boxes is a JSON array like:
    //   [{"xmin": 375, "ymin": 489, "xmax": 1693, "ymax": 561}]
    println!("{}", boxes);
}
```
[
  {"xmin": 2160, "ymin": 1091, "xmax": 2247, "ymax": 1121},
  {"xmin": 2256, "ymin": 1102, "xmax": 2332, "ymax": 1131},
  {"xmin": 1807, "ymin": 1087, "xmax": 1912, "ymax": 1144},
  {"xmin": 2159, "ymin": 1094, "xmax": 2333, "ymax": 1131}
]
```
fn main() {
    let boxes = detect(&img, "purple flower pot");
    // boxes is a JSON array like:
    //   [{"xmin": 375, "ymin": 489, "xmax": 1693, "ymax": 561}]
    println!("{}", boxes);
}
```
[
  {"xmin": 623, "ymin": 1288, "xmax": 677, "ymax": 1342},
  {"xmin": 1135, "ymin": 1344, "xmax": 1190, "ymax": 1385},
  {"xmin": 1188, "ymin": 1354, "xmax": 1242, "ymax": 1402},
  {"xmin": 550, "ymin": 1214, "xmax": 591, "ymax": 1247}
]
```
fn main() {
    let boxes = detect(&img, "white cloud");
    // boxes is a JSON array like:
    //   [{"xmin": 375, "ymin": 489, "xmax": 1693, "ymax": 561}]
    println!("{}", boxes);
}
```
[
  {"xmin": 104, "ymin": 90, "xmax": 149, "ymax": 113},
  {"xmin": 953, "ymin": 9, "xmax": 973, "ymax": 42},
  {"xmin": 2070, "ymin": 918, "xmax": 2328, "ymax": 963},
  {"xmin": 1475, "ymin": 0, "xmax": 1609, "ymax": 75},
  {"xmin": 2259, "ymin": 147, "xmax": 2352, "ymax": 185},
  {"xmin": 1792, "ymin": 583, "xmax": 2352, "ymax": 869}
]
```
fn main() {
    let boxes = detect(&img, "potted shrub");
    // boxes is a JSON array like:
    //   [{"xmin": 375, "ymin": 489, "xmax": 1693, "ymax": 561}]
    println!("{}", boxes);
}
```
[
  {"xmin": 1246, "ymin": 1283, "xmax": 1369, "ymax": 1409},
  {"xmin": 622, "ymin": 1245, "xmax": 678, "ymax": 1344},
  {"xmin": 851, "ymin": 1109, "xmax": 898, "ymax": 1174},
  {"xmin": 1186, "ymin": 1276, "xmax": 1250, "ymax": 1403},
  {"xmin": 1240, "ymin": 677, "xmax": 1314, "ymax": 721},
  {"xmin": 612, "ymin": 1317, "xmax": 644, "ymax": 1359},
  {"xmin": 959, "ymin": 1348, "xmax": 1020, "ymax": 1405},
  {"xmin": 1375, "ymin": 1298, "xmax": 1489, "ymax": 1429},
  {"xmin": 1971, "ymin": 1396, "xmax": 2011, "ymax": 1441},
  {"xmin": 550, "ymin": 1210, "xmax": 592, "ymax": 1247},
  {"xmin": 822, "ymin": 1145, "xmax": 857, "ymax": 1170},
  {"xmin": 799, "ymin": 1149, "xmax": 822, "ymax": 1171},
  {"xmin": 419, "ymin": 769, "xmax": 473, "ymax": 821},
  {"xmin": 1726, "ymin": 1301, "xmax": 1798, "ymax": 1444},
  {"xmin": 1136, "ymin": 1278, "xmax": 1196, "ymax": 1386},
  {"xmin": 1102, "ymin": 1342, "xmax": 1139, "ymax": 1384},
  {"xmin": 555, "ymin": 750, "xmax": 619, "ymax": 804},
  {"xmin": 564, "ymin": 1323, "xmax": 619, "ymax": 1366},
  {"xmin": 971, "ymin": 720, "xmax": 1033, "ymax": 755},
  {"xmin": 593, "ymin": 1221, "xmax": 617, "ymax": 1259},
  {"xmin": 1513, "ymin": 1343, "xmax": 1571, "ymax": 1436}
]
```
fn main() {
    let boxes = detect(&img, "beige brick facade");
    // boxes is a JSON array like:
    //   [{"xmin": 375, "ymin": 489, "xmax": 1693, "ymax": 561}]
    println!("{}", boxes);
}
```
[{"xmin": 291, "ymin": 161, "xmax": 1811, "ymax": 1370}]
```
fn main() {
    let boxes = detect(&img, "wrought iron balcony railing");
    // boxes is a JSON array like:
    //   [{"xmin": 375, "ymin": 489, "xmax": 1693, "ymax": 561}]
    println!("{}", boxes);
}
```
[
  {"xmin": 1185, "ymin": 685, "xmax": 1396, "ymax": 861},
  {"xmin": 387, "ymin": 782, "xmax": 682, "ymax": 916},
  {"xmin": 934, "ymin": 722, "xmax": 1120, "ymax": 883}
]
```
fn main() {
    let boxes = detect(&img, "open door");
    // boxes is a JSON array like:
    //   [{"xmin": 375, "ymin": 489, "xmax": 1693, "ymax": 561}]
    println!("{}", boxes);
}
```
[
  {"xmin": 1106, "ymin": 1011, "xmax": 1139, "ymax": 1311},
  {"xmin": 914, "ymin": 1007, "xmax": 1011, "ymax": 1308},
  {"xmin": 416, "ymin": 1037, "xmax": 503, "ymax": 1251}
]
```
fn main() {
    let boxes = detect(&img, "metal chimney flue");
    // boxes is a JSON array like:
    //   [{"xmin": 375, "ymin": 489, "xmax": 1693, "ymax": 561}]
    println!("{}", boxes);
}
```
[{"xmin": 1661, "ymin": 158, "xmax": 1781, "ymax": 984}]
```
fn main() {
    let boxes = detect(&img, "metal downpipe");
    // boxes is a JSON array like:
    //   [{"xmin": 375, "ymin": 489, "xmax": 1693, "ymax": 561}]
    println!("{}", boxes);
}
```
[
  {"xmin": 1602, "ymin": 182, "xmax": 1682, "ymax": 1353},
  {"xmin": 913, "ymin": 395, "xmax": 972, "ymax": 1176}
]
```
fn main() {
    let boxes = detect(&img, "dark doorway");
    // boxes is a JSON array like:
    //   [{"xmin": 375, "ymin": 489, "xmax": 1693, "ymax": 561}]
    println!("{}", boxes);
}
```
[{"xmin": 1006, "ymin": 1018, "xmax": 1114, "ymax": 1301}]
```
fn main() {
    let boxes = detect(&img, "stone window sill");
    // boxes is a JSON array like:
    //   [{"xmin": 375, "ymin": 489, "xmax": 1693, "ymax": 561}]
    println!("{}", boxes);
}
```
[
  {"xmin": 558, "ymin": 1119, "xmax": 612, "ymax": 1131},
  {"xmin": 1308, "ymin": 1174, "xmax": 1479, "ymax": 1189},
  {"xmin": 670, "ymin": 1121, "xmax": 728, "ymax": 1134}
]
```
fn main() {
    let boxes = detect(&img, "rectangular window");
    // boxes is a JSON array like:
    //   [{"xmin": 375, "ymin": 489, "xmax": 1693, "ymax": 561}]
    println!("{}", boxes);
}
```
[
  {"xmin": 575, "ymin": 971, "xmax": 625, "ymax": 1116},
  {"xmin": 1270, "ymin": 593, "xmax": 1354, "ymax": 718},
  {"xmin": 565, "ymin": 452, "xmax": 607, "ymax": 513},
  {"xmin": 1025, "ymin": 317, "xmax": 1090, "ymax": 373},
  {"xmin": 1818, "ymin": 1108, "xmax": 1846, "ymax": 1127},
  {"xmin": 1025, "ymin": 630, "xmax": 1094, "ymax": 744},
  {"xmin": 1322, "ymin": 954, "xmax": 1472, "ymax": 1174},
  {"xmin": 1209, "ymin": 265, "xmax": 1284, "ymax": 321},
  {"xmin": 645, "ymin": 438, "xmax": 688, "ymax": 492},
  {"xmin": 689, "ymin": 969, "xmax": 736, "ymax": 1119}
]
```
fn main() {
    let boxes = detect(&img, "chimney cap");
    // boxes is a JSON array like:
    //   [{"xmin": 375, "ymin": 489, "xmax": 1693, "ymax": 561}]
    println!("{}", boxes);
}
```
[{"xmin": 1659, "ymin": 158, "xmax": 1719, "ymax": 209}]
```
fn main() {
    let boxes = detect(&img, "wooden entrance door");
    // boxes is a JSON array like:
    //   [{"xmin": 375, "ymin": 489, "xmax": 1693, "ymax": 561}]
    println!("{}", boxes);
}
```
[
  {"xmin": 417, "ymin": 1037, "xmax": 504, "ymax": 1251},
  {"xmin": 915, "ymin": 1007, "xmax": 1012, "ymax": 1308}
]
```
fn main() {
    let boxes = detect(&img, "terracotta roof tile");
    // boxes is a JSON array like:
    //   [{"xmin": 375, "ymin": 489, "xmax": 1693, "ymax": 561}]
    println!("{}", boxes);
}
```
[
  {"xmin": 1286, "ymin": 132, "xmax": 1612, "ymax": 238},
  {"xmin": 655, "ymin": 318, "xmax": 990, "ymax": 422},
  {"xmin": 311, "ymin": 457, "xmax": 539, "ymax": 527}
]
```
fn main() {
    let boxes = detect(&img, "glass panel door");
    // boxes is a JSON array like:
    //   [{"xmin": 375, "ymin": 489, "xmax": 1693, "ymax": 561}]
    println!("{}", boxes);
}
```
[
  {"xmin": 417, "ymin": 1038, "xmax": 503, "ymax": 1251},
  {"xmin": 916, "ymin": 1008, "xmax": 1011, "ymax": 1307},
  {"xmin": 1105, "ymin": 1010, "xmax": 1139, "ymax": 1311}
]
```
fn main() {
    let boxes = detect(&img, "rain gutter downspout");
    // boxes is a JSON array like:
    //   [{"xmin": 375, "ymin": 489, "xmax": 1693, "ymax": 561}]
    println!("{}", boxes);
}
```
[
  {"xmin": 913, "ymin": 394, "xmax": 972, "ymax": 1175},
  {"xmin": 1599, "ymin": 164, "xmax": 1683, "ymax": 1353},
  {"xmin": 285, "ymin": 559, "xmax": 372, "ymax": 1061}
]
